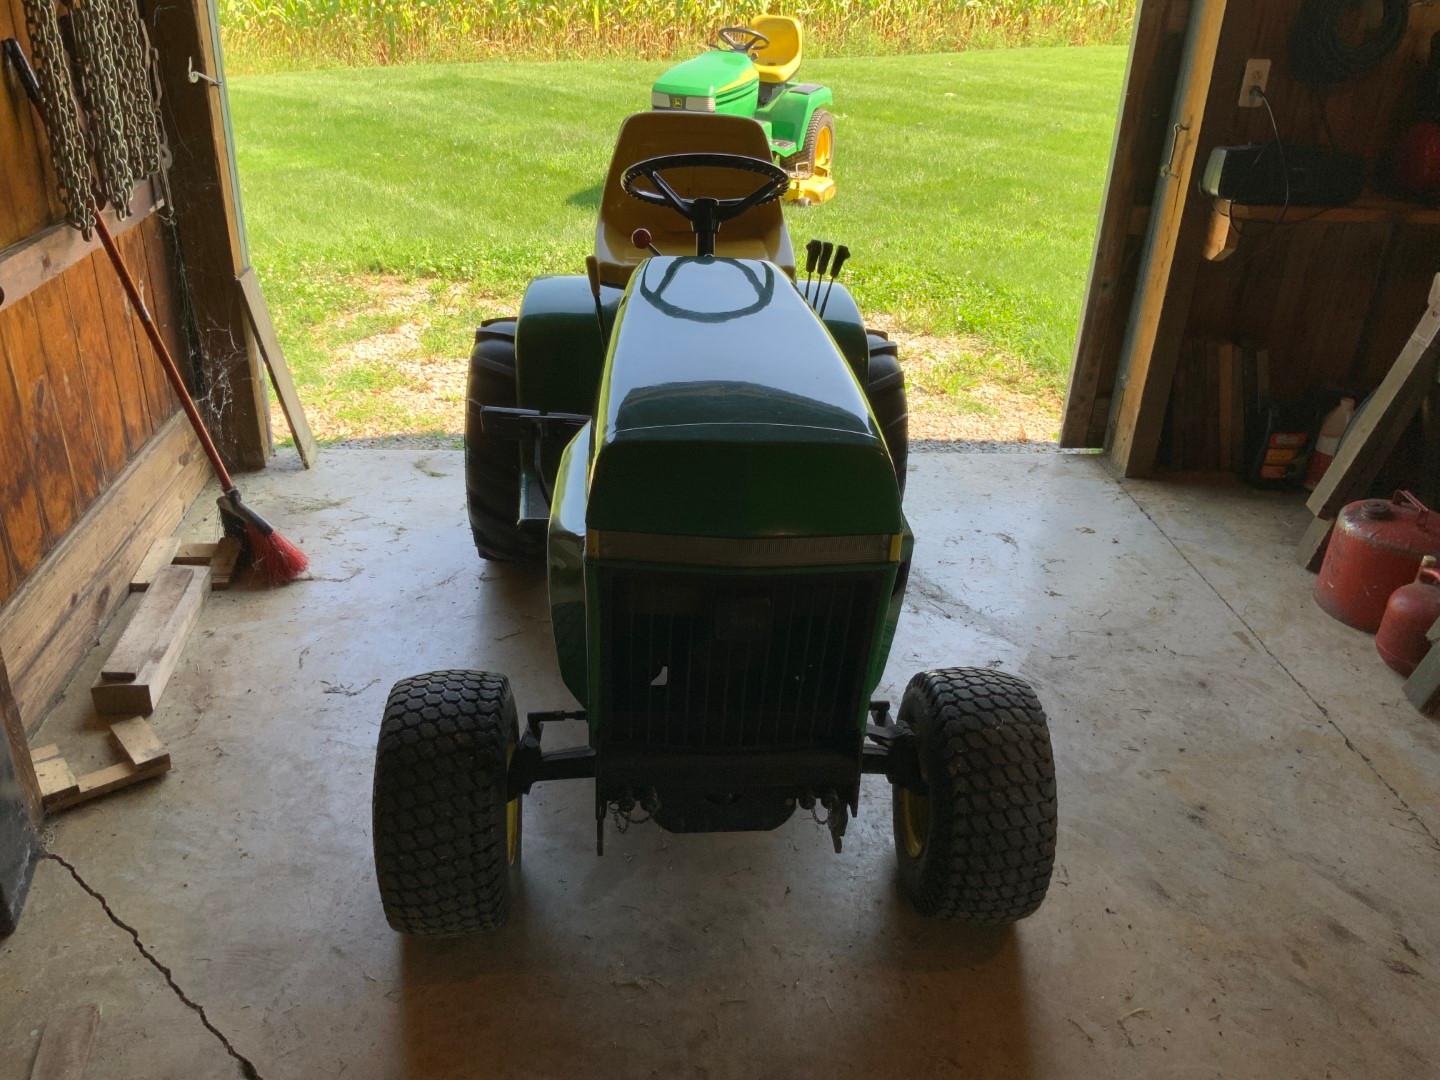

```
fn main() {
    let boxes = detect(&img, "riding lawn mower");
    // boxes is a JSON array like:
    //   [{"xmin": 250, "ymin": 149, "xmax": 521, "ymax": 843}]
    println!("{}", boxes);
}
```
[
  {"xmin": 370, "ymin": 111, "xmax": 1058, "ymax": 934},
  {"xmin": 651, "ymin": 14, "xmax": 836, "ymax": 204}
]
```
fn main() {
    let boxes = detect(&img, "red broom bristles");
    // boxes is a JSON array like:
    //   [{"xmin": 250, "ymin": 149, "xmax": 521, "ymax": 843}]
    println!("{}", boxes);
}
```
[{"xmin": 244, "ymin": 522, "xmax": 309, "ymax": 586}]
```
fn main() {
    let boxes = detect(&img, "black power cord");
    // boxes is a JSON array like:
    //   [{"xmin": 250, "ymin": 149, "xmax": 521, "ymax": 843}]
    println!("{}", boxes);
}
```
[
  {"xmin": 1254, "ymin": 87, "xmax": 1291, "ymax": 225},
  {"xmin": 1291, "ymin": 0, "xmax": 1410, "ymax": 83}
]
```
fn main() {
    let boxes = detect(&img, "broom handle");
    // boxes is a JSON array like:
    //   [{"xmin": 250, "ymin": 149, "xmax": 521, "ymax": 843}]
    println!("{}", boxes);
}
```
[{"xmin": 93, "ymin": 207, "xmax": 236, "ymax": 492}]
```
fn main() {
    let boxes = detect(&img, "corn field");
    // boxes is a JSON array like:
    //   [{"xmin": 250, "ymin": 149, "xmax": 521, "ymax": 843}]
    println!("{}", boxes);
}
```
[{"xmin": 217, "ymin": 1, "xmax": 1135, "ymax": 72}]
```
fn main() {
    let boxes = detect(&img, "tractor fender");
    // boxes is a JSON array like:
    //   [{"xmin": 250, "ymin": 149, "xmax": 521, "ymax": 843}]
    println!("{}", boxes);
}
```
[
  {"xmin": 764, "ymin": 83, "xmax": 833, "ymax": 155},
  {"xmin": 514, "ymin": 275, "xmax": 619, "ymax": 415},
  {"xmin": 548, "ymin": 421, "xmax": 591, "ymax": 706},
  {"xmin": 814, "ymin": 281, "xmax": 868, "ymax": 382}
]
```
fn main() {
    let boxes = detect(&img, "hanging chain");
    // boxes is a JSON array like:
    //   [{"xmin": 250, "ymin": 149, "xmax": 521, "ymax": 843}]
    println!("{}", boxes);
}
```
[
  {"xmin": 20, "ymin": 0, "xmax": 95, "ymax": 235},
  {"xmin": 22, "ymin": 0, "xmax": 166, "ymax": 227},
  {"xmin": 70, "ymin": 0, "xmax": 161, "ymax": 216},
  {"xmin": 115, "ymin": 0, "xmax": 162, "ymax": 178}
]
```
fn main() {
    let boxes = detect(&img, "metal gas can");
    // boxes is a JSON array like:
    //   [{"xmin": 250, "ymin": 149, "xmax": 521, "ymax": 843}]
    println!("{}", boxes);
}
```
[
  {"xmin": 1315, "ymin": 491, "xmax": 1440, "ymax": 632},
  {"xmin": 1376, "ymin": 559, "xmax": 1440, "ymax": 676}
]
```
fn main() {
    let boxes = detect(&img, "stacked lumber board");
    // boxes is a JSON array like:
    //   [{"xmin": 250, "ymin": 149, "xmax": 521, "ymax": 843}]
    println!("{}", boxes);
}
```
[
  {"xmin": 28, "ymin": 531, "xmax": 237, "ymax": 815},
  {"xmin": 94, "ymin": 565, "xmax": 209, "ymax": 715},
  {"xmin": 1163, "ymin": 339, "xmax": 1260, "ymax": 475},
  {"xmin": 32, "ymin": 720, "xmax": 171, "ymax": 815}
]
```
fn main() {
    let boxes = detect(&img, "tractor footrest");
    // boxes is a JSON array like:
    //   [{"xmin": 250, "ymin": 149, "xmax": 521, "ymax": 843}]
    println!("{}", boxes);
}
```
[
  {"xmin": 518, "ymin": 460, "xmax": 551, "ymax": 530},
  {"xmin": 479, "ymin": 405, "xmax": 589, "ymax": 440}
]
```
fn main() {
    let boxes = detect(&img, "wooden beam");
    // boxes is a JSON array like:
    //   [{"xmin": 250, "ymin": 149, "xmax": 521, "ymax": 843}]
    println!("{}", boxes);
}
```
[
  {"xmin": 1404, "ymin": 622, "xmax": 1440, "ymax": 716},
  {"xmin": 132, "ymin": 535, "xmax": 240, "ymax": 590},
  {"xmin": 110, "ymin": 717, "xmax": 170, "ymax": 769},
  {"xmin": 1062, "ymin": 0, "xmax": 1193, "ymax": 449},
  {"xmin": 238, "ymin": 267, "xmax": 317, "ymax": 467},
  {"xmin": 146, "ymin": 0, "xmax": 270, "ymax": 470},
  {"xmin": 1203, "ymin": 202, "xmax": 1239, "ymax": 262},
  {"xmin": 1306, "ymin": 274, "xmax": 1440, "ymax": 520},
  {"xmin": 34, "ymin": 753, "xmax": 170, "ymax": 815},
  {"xmin": 32, "ymin": 753, "xmax": 79, "ymax": 809},
  {"xmin": 0, "ymin": 180, "xmax": 162, "ymax": 314},
  {"xmin": 1296, "ymin": 514, "xmax": 1333, "ymax": 571},
  {"xmin": 93, "ymin": 565, "xmax": 209, "ymax": 715},
  {"xmin": 172, "ymin": 541, "xmax": 222, "ymax": 564},
  {"xmin": 1105, "ymin": 0, "xmax": 1230, "ymax": 476},
  {"xmin": 0, "ymin": 415, "xmax": 210, "ymax": 735},
  {"xmin": 129, "ymin": 536, "xmax": 181, "ymax": 592},
  {"xmin": 29, "ymin": 720, "xmax": 172, "ymax": 817}
]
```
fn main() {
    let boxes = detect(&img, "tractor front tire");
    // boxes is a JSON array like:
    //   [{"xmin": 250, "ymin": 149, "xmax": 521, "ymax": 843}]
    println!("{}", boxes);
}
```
[
  {"xmin": 866, "ymin": 331, "xmax": 908, "ymax": 496},
  {"xmin": 372, "ymin": 670, "xmax": 522, "ymax": 934},
  {"xmin": 892, "ymin": 668, "xmax": 1057, "ymax": 924},
  {"xmin": 466, "ymin": 320, "xmax": 541, "ymax": 562}
]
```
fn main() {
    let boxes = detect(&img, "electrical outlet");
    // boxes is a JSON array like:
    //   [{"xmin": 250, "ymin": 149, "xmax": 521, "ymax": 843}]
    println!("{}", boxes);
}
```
[{"xmin": 1239, "ymin": 58, "xmax": 1271, "ymax": 107}]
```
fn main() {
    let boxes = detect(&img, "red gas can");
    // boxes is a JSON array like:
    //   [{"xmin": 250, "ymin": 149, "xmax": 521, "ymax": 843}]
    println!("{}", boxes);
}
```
[
  {"xmin": 1376, "ymin": 559, "xmax": 1440, "ymax": 675},
  {"xmin": 1315, "ymin": 491, "xmax": 1440, "ymax": 632}
]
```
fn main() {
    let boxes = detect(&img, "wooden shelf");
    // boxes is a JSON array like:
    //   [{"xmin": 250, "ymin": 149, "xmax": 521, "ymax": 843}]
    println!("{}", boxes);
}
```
[
  {"xmin": 1206, "ymin": 194, "xmax": 1440, "ymax": 261},
  {"xmin": 1222, "ymin": 194, "xmax": 1440, "ymax": 225}
]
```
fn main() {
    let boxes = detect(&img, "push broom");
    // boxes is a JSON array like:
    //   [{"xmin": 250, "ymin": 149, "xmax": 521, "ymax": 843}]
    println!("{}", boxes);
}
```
[{"xmin": 4, "ymin": 38, "xmax": 307, "ymax": 585}]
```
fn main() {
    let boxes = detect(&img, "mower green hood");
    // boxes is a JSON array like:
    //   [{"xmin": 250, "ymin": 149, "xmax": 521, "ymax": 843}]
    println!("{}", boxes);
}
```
[
  {"xmin": 652, "ymin": 50, "xmax": 759, "ymax": 113},
  {"xmin": 587, "ymin": 257, "xmax": 902, "ymax": 540}
]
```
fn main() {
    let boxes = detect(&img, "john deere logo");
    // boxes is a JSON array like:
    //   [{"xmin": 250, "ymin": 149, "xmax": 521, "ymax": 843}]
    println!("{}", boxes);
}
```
[{"xmin": 670, "ymin": 95, "xmax": 684, "ymax": 109}]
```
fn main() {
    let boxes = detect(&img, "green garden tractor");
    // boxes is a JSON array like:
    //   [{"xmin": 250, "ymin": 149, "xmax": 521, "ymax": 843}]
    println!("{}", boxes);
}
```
[
  {"xmin": 370, "ymin": 111, "xmax": 1058, "ymax": 934},
  {"xmin": 651, "ymin": 14, "xmax": 836, "ymax": 204}
]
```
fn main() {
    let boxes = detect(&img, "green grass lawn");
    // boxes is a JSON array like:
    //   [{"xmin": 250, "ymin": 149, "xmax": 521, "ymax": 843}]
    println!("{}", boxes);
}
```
[{"xmin": 229, "ymin": 47, "xmax": 1125, "ymax": 442}]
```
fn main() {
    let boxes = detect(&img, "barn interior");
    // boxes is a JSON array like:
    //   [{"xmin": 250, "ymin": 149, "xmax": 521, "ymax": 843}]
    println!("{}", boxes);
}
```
[{"xmin": 3, "ymin": 1, "xmax": 1440, "ymax": 1078}]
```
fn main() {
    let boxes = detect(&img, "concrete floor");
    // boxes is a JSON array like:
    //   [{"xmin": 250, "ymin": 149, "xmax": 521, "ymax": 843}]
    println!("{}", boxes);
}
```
[{"xmin": 2, "ymin": 448, "xmax": 1438, "ymax": 1080}]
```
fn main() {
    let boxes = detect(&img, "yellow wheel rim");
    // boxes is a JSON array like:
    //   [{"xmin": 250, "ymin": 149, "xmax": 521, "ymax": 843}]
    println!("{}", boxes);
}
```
[
  {"xmin": 899, "ymin": 784, "xmax": 930, "ymax": 859},
  {"xmin": 814, "ymin": 126, "xmax": 833, "ymax": 177},
  {"xmin": 505, "ymin": 743, "xmax": 520, "ymax": 865}
]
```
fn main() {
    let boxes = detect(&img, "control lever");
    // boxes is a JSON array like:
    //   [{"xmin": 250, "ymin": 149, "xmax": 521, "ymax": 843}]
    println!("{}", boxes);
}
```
[
  {"xmin": 819, "ymin": 244, "xmax": 850, "ymax": 318},
  {"xmin": 631, "ymin": 227, "xmax": 661, "ymax": 256},
  {"xmin": 584, "ymin": 255, "xmax": 609, "ymax": 342},
  {"xmin": 803, "ymin": 238, "xmax": 822, "ymax": 300},
  {"xmin": 814, "ymin": 242, "xmax": 834, "ymax": 306}
]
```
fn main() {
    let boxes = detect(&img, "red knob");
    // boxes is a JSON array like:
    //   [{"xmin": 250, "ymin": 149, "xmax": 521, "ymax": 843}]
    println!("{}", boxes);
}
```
[{"xmin": 632, "ymin": 227, "xmax": 653, "ymax": 250}]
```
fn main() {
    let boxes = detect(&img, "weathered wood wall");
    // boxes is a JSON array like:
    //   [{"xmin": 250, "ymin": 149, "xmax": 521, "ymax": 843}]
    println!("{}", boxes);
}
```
[
  {"xmin": 1066, "ymin": 0, "xmax": 1440, "ymax": 474},
  {"xmin": 1183, "ymin": 2, "xmax": 1440, "ymax": 402},
  {"xmin": 0, "ymin": 0, "xmax": 192, "ymax": 607}
]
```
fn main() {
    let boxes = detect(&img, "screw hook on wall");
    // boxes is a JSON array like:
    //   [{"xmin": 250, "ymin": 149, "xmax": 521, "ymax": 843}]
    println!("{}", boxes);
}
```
[{"xmin": 186, "ymin": 57, "xmax": 219, "ymax": 87}]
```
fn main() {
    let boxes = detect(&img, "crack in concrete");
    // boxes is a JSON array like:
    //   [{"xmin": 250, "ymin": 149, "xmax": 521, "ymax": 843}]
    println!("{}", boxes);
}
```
[
  {"xmin": 42, "ymin": 851, "xmax": 265, "ymax": 1079},
  {"xmin": 1120, "ymin": 486, "xmax": 1440, "ymax": 855}
]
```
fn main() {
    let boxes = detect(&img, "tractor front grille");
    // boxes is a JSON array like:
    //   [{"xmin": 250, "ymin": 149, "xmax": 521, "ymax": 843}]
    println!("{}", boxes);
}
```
[{"xmin": 597, "ymin": 567, "xmax": 884, "ymax": 752}]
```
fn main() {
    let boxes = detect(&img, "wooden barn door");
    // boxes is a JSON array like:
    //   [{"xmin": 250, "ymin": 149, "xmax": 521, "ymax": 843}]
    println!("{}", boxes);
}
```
[{"xmin": 1062, "ymin": 0, "xmax": 1227, "ymax": 468}]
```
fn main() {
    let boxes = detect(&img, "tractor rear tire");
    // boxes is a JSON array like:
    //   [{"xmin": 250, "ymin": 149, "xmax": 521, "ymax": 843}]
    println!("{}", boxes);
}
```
[
  {"xmin": 466, "ymin": 320, "xmax": 542, "ymax": 562},
  {"xmin": 794, "ymin": 108, "xmax": 835, "ymax": 178},
  {"xmin": 866, "ymin": 331, "xmax": 908, "ymax": 496},
  {"xmin": 372, "ymin": 670, "xmax": 522, "ymax": 935},
  {"xmin": 891, "ymin": 668, "xmax": 1057, "ymax": 924}
]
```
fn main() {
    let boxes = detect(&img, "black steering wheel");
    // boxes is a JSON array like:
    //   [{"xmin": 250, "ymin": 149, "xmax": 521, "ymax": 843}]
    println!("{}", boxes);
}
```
[
  {"xmin": 621, "ymin": 152, "xmax": 790, "ymax": 257},
  {"xmin": 714, "ymin": 26, "xmax": 769, "ymax": 54}
]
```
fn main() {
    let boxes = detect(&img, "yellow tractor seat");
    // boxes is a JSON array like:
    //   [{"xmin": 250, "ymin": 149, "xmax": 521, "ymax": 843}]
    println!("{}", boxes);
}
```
[
  {"xmin": 748, "ymin": 14, "xmax": 802, "ymax": 84},
  {"xmin": 595, "ymin": 112, "xmax": 795, "ymax": 287}
]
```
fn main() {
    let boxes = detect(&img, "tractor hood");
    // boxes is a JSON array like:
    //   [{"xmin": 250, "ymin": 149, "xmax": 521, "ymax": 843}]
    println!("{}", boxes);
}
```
[
  {"xmin": 587, "ymin": 256, "xmax": 902, "ymax": 542},
  {"xmin": 652, "ymin": 50, "xmax": 758, "ymax": 111}
]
